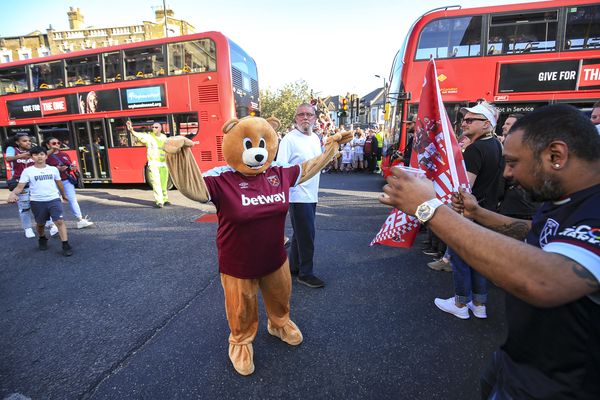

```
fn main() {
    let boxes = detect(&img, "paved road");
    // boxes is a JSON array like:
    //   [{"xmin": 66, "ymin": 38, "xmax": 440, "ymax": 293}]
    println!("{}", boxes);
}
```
[{"xmin": 0, "ymin": 173, "xmax": 505, "ymax": 399}]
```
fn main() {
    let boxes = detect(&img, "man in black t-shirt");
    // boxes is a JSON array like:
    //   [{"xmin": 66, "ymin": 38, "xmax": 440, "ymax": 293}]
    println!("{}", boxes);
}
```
[
  {"xmin": 434, "ymin": 101, "xmax": 503, "ymax": 320},
  {"xmin": 381, "ymin": 104, "xmax": 600, "ymax": 399}
]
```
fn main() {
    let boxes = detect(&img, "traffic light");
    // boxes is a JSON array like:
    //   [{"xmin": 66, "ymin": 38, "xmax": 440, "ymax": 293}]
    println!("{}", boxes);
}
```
[
  {"xmin": 341, "ymin": 98, "xmax": 348, "ymax": 111},
  {"xmin": 359, "ymin": 100, "xmax": 366, "ymax": 115},
  {"xmin": 384, "ymin": 102, "xmax": 391, "ymax": 121}
]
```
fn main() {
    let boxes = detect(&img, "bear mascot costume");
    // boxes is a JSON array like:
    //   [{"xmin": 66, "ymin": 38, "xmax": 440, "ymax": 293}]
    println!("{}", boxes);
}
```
[{"xmin": 163, "ymin": 116, "xmax": 352, "ymax": 375}]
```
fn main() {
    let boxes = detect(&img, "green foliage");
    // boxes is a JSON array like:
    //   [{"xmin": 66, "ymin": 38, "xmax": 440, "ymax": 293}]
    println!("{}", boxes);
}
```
[{"xmin": 260, "ymin": 80, "xmax": 312, "ymax": 132}]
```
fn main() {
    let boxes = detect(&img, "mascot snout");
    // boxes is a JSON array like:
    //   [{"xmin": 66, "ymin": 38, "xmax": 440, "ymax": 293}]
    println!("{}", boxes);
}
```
[{"xmin": 242, "ymin": 147, "xmax": 269, "ymax": 168}]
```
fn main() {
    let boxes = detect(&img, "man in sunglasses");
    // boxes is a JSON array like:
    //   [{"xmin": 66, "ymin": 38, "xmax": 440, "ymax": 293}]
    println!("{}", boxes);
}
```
[
  {"xmin": 126, "ymin": 121, "xmax": 170, "ymax": 208},
  {"xmin": 433, "ymin": 101, "xmax": 503, "ymax": 320}
]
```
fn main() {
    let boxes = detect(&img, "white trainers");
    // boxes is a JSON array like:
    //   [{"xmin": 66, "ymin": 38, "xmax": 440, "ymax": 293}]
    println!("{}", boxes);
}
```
[
  {"xmin": 467, "ymin": 301, "xmax": 487, "ymax": 319},
  {"xmin": 434, "ymin": 297, "xmax": 470, "ymax": 319},
  {"xmin": 49, "ymin": 224, "xmax": 59, "ymax": 236},
  {"xmin": 77, "ymin": 218, "xmax": 94, "ymax": 229},
  {"xmin": 24, "ymin": 228, "xmax": 36, "ymax": 238}
]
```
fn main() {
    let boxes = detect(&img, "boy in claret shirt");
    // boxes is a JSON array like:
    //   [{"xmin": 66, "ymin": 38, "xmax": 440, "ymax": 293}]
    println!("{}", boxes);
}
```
[{"xmin": 8, "ymin": 146, "xmax": 73, "ymax": 256}]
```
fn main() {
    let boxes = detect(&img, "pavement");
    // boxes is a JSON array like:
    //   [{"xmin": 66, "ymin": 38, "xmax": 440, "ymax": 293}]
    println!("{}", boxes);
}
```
[{"xmin": 0, "ymin": 172, "xmax": 506, "ymax": 399}]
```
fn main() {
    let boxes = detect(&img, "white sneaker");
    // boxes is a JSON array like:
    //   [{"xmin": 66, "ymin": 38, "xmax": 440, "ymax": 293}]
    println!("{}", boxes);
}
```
[
  {"xmin": 24, "ymin": 228, "xmax": 36, "ymax": 238},
  {"xmin": 434, "ymin": 297, "xmax": 470, "ymax": 319},
  {"xmin": 467, "ymin": 301, "xmax": 487, "ymax": 319},
  {"xmin": 49, "ymin": 224, "xmax": 59, "ymax": 236},
  {"xmin": 77, "ymin": 218, "xmax": 94, "ymax": 229}
]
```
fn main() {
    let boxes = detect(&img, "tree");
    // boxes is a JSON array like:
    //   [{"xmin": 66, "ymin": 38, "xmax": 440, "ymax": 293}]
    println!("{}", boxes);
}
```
[{"xmin": 260, "ymin": 80, "xmax": 312, "ymax": 132}]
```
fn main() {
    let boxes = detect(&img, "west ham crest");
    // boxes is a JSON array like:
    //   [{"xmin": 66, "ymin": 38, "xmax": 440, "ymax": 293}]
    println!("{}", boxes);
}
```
[
  {"xmin": 267, "ymin": 175, "xmax": 280, "ymax": 187},
  {"xmin": 539, "ymin": 218, "xmax": 559, "ymax": 248}
]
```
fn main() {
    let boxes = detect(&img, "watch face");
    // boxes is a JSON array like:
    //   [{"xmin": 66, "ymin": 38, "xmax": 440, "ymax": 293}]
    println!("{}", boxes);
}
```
[{"xmin": 417, "ymin": 204, "xmax": 433, "ymax": 222}]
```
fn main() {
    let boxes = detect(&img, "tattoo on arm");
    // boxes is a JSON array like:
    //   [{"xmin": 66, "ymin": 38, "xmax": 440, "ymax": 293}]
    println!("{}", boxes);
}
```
[
  {"xmin": 490, "ymin": 221, "xmax": 531, "ymax": 240},
  {"xmin": 572, "ymin": 263, "xmax": 600, "ymax": 290}
]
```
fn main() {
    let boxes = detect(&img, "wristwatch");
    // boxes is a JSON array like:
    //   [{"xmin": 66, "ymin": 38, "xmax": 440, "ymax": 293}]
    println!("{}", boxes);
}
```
[{"xmin": 415, "ymin": 198, "xmax": 444, "ymax": 224}]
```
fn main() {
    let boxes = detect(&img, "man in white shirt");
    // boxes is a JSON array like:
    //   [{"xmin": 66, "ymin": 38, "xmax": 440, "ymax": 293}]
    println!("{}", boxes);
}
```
[
  {"xmin": 8, "ymin": 146, "xmax": 73, "ymax": 256},
  {"xmin": 277, "ymin": 103, "xmax": 324, "ymax": 288}
]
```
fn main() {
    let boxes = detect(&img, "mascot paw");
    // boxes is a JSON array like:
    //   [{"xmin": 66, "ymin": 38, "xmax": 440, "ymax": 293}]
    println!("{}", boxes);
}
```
[
  {"xmin": 229, "ymin": 343, "xmax": 255, "ymax": 376},
  {"xmin": 326, "ymin": 131, "xmax": 354, "ymax": 146},
  {"xmin": 164, "ymin": 136, "xmax": 195, "ymax": 154},
  {"xmin": 267, "ymin": 319, "xmax": 303, "ymax": 346}
]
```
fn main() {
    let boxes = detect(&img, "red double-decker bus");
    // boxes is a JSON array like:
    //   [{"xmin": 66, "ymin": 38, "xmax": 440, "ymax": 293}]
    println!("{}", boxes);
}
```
[
  {"xmin": 0, "ymin": 31, "xmax": 259, "ymax": 185},
  {"xmin": 384, "ymin": 0, "xmax": 600, "ymax": 158}
]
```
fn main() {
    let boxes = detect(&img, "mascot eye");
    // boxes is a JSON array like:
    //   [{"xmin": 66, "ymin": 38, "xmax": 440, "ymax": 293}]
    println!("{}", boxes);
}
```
[
  {"xmin": 243, "ymin": 138, "xmax": 253, "ymax": 150},
  {"xmin": 258, "ymin": 138, "xmax": 266, "ymax": 148}
]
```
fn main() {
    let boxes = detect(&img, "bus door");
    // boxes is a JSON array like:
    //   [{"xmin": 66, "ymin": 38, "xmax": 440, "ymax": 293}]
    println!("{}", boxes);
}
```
[{"xmin": 73, "ymin": 120, "xmax": 110, "ymax": 181}]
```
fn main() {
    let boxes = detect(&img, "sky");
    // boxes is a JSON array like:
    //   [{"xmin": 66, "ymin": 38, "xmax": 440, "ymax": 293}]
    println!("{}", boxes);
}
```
[{"xmin": 2, "ymin": 0, "xmax": 537, "ymax": 97}]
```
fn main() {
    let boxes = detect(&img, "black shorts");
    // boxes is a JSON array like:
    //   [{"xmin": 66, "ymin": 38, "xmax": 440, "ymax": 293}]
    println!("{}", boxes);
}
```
[{"xmin": 30, "ymin": 199, "xmax": 64, "ymax": 225}]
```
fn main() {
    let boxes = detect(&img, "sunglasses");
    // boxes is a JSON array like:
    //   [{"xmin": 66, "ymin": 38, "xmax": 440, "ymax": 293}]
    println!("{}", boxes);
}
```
[
  {"xmin": 462, "ymin": 118, "xmax": 488, "ymax": 124},
  {"xmin": 49, "ymin": 141, "xmax": 61, "ymax": 145}
]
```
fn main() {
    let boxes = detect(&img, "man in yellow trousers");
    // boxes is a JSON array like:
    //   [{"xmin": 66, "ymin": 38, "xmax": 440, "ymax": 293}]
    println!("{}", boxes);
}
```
[{"xmin": 126, "ymin": 120, "xmax": 169, "ymax": 208}]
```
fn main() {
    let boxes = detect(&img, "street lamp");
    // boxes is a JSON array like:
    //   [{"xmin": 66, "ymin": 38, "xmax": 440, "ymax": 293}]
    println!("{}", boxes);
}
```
[{"xmin": 374, "ymin": 74, "xmax": 387, "ymax": 91}]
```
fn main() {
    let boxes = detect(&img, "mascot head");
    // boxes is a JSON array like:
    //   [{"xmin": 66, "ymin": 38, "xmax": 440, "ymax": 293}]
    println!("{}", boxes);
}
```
[{"xmin": 221, "ymin": 116, "xmax": 281, "ymax": 176}]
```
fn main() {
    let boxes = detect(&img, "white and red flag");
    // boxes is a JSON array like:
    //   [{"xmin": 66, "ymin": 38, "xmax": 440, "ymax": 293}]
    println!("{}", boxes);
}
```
[{"xmin": 371, "ymin": 59, "xmax": 470, "ymax": 248}]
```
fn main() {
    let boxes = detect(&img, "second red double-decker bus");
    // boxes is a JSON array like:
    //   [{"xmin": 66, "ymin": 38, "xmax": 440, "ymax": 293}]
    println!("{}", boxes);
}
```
[
  {"xmin": 384, "ymin": 0, "xmax": 600, "ymax": 159},
  {"xmin": 0, "ymin": 31, "xmax": 259, "ymax": 185}
]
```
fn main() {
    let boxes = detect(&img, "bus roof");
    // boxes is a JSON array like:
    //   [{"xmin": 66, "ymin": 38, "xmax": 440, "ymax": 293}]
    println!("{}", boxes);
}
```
[
  {"xmin": 420, "ymin": 0, "xmax": 599, "ymax": 19},
  {"xmin": 0, "ymin": 31, "xmax": 229, "ymax": 68}
]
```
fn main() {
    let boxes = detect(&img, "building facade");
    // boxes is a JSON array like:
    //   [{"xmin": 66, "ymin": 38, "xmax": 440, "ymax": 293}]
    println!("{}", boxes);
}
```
[{"xmin": 0, "ymin": 7, "xmax": 195, "ymax": 63}]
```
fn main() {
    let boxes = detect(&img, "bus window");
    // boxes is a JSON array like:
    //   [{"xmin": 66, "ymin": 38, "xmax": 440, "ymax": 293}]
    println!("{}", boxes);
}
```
[
  {"xmin": 124, "ymin": 46, "xmax": 165, "ymax": 80},
  {"xmin": 565, "ymin": 5, "xmax": 600, "ymax": 50},
  {"xmin": 489, "ymin": 11, "xmax": 558, "ymax": 55},
  {"xmin": 66, "ymin": 55, "xmax": 101, "ymax": 87},
  {"xmin": 416, "ymin": 16, "xmax": 482, "ymax": 60},
  {"xmin": 104, "ymin": 52, "xmax": 122, "ymax": 82},
  {"xmin": 0, "ymin": 66, "xmax": 29, "ymax": 95},
  {"xmin": 38, "ymin": 123, "xmax": 72, "ymax": 149},
  {"xmin": 174, "ymin": 113, "xmax": 199, "ymax": 140},
  {"xmin": 168, "ymin": 39, "xmax": 216, "ymax": 75},
  {"xmin": 109, "ymin": 118, "xmax": 131, "ymax": 147},
  {"xmin": 31, "ymin": 61, "xmax": 64, "ymax": 90}
]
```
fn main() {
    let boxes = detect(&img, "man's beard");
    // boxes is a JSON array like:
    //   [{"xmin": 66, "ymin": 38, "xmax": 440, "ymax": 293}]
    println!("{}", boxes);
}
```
[
  {"xmin": 299, "ymin": 122, "xmax": 312, "ymax": 133},
  {"xmin": 525, "ymin": 162, "xmax": 564, "ymax": 202}
]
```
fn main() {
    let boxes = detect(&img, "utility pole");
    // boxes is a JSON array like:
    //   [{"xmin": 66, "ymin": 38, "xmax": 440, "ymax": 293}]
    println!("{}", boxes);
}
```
[{"xmin": 163, "ymin": 0, "xmax": 168, "ymax": 38}]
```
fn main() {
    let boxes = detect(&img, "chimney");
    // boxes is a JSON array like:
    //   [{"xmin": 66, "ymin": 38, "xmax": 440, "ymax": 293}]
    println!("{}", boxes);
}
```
[
  {"xmin": 67, "ymin": 7, "xmax": 84, "ymax": 30},
  {"xmin": 155, "ymin": 7, "xmax": 174, "ymax": 22}
]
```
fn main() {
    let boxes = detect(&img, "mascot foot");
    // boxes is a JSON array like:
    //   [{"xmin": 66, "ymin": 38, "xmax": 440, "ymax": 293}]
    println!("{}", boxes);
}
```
[
  {"xmin": 267, "ymin": 319, "xmax": 303, "ymax": 346},
  {"xmin": 228, "ymin": 343, "xmax": 255, "ymax": 376}
]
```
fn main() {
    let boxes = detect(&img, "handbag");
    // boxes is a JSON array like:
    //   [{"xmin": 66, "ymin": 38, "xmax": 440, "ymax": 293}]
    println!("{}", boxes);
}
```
[
  {"xmin": 66, "ymin": 171, "xmax": 85, "ymax": 189},
  {"xmin": 51, "ymin": 153, "xmax": 84, "ymax": 189}
]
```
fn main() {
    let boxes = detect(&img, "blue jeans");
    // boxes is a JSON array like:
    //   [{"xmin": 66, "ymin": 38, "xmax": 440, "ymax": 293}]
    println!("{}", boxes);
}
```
[
  {"xmin": 289, "ymin": 203, "xmax": 316, "ymax": 278},
  {"xmin": 62, "ymin": 179, "xmax": 82, "ymax": 219},
  {"xmin": 449, "ymin": 247, "xmax": 487, "ymax": 305}
]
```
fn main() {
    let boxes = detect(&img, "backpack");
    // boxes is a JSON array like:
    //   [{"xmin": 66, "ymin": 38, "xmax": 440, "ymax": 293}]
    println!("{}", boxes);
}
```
[{"xmin": 364, "ymin": 137, "xmax": 373, "ymax": 155}]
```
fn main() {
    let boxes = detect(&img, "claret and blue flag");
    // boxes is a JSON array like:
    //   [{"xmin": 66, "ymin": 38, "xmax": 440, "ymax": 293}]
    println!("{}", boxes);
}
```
[{"xmin": 371, "ymin": 59, "xmax": 471, "ymax": 248}]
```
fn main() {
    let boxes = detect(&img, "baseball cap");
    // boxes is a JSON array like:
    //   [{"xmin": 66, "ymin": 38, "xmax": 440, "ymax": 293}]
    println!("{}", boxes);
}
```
[{"xmin": 460, "ymin": 103, "xmax": 497, "ymax": 127}]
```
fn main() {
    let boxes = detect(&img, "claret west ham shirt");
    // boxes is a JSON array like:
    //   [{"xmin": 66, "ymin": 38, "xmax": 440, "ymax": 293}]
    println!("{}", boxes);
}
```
[{"xmin": 203, "ymin": 163, "xmax": 301, "ymax": 279}]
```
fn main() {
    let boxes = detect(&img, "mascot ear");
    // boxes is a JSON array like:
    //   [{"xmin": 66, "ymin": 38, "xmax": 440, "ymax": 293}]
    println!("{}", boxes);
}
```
[
  {"xmin": 266, "ymin": 117, "xmax": 281, "ymax": 132},
  {"xmin": 222, "ymin": 118, "xmax": 239, "ymax": 134}
]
